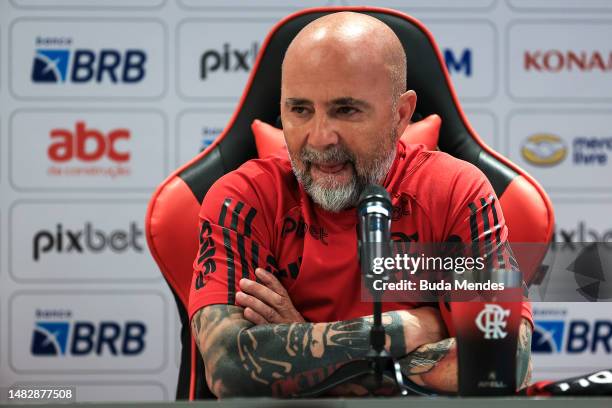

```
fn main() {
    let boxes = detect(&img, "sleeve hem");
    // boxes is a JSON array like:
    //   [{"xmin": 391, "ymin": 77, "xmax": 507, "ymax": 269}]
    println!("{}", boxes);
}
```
[{"xmin": 188, "ymin": 293, "xmax": 236, "ymax": 324}]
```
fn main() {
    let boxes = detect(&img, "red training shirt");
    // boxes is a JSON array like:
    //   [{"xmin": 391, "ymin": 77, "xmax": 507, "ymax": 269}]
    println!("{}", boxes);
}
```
[{"xmin": 188, "ymin": 141, "xmax": 533, "ymax": 331}]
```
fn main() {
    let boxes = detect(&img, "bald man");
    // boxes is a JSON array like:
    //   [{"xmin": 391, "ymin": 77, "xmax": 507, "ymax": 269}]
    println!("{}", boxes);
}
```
[{"xmin": 189, "ymin": 12, "xmax": 532, "ymax": 397}]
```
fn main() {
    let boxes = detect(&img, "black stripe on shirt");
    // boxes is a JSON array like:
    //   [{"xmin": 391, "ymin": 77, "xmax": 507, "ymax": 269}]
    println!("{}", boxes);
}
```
[
  {"xmin": 223, "ymin": 228, "xmax": 236, "ymax": 304},
  {"xmin": 468, "ymin": 202, "xmax": 480, "ymax": 259},
  {"xmin": 251, "ymin": 240, "xmax": 260, "ymax": 272},
  {"xmin": 480, "ymin": 197, "xmax": 493, "ymax": 269},
  {"xmin": 237, "ymin": 234, "xmax": 249, "ymax": 280},
  {"xmin": 244, "ymin": 207, "xmax": 257, "ymax": 238},
  {"xmin": 219, "ymin": 198, "xmax": 232, "ymax": 227},
  {"xmin": 489, "ymin": 195, "xmax": 506, "ymax": 270},
  {"xmin": 231, "ymin": 201, "xmax": 244, "ymax": 231}
]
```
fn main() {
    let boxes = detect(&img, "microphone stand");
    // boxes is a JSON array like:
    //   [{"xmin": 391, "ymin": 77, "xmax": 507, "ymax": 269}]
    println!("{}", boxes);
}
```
[
  {"xmin": 296, "ymin": 185, "xmax": 433, "ymax": 398},
  {"xmin": 296, "ymin": 246, "xmax": 431, "ymax": 397},
  {"xmin": 364, "ymin": 250, "xmax": 413, "ymax": 396},
  {"xmin": 368, "ymin": 291, "xmax": 388, "ymax": 387}
]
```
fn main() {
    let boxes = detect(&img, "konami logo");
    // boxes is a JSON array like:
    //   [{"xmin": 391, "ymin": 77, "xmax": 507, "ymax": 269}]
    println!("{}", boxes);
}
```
[
  {"xmin": 47, "ymin": 121, "xmax": 131, "ymax": 178},
  {"xmin": 524, "ymin": 50, "xmax": 612, "ymax": 72}
]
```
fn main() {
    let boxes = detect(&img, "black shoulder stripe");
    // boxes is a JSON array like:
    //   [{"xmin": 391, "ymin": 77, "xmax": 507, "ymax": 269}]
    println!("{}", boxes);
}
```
[
  {"xmin": 251, "ymin": 240, "xmax": 260, "ymax": 272},
  {"xmin": 489, "ymin": 195, "xmax": 506, "ymax": 270},
  {"xmin": 237, "ymin": 234, "xmax": 249, "ymax": 280},
  {"xmin": 244, "ymin": 207, "xmax": 257, "ymax": 238},
  {"xmin": 223, "ymin": 228, "xmax": 236, "ymax": 304},
  {"xmin": 219, "ymin": 198, "xmax": 232, "ymax": 227},
  {"xmin": 479, "ymin": 197, "xmax": 493, "ymax": 269},
  {"xmin": 468, "ymin": 202, "xmax": 480, "ymax": 259},
  {"xmin": 231, "ymin": 201, "xmax": 245, "ymax": 231}
]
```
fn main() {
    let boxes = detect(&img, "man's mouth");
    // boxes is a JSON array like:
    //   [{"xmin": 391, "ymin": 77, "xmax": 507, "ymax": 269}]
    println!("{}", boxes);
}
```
[{"xmin": 312, "ymin": 162, "xmax": 347, "ymax": 174}]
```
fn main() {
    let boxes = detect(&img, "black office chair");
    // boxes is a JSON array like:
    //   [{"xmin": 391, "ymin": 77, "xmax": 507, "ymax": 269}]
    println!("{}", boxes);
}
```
[{"xmin": 146, "ymin": 6, "xmax": 555, "ymax": 399}]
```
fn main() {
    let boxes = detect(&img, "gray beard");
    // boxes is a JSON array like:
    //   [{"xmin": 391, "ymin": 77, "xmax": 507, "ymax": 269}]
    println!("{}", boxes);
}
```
[{"xmin": 290, "ymin": 143, "xmax": 396, "ymax": 213}]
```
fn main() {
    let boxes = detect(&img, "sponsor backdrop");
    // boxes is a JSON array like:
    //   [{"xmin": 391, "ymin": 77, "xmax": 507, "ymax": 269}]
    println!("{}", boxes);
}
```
[{"xmin": 0, "ymin": 0, "xmax": 611, "ymax": 402}]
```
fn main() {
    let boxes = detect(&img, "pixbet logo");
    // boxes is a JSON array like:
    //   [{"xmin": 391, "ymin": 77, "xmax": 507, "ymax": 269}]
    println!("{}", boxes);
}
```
[
  {"xmin": 31, "ymin": 37, "xmax": 147, "ymax": 84},
  {"xmin": 554, "ymin": 222, "xmax": 612, "ymax": 244},
  {"xmin": 200, "ymin": 42, "xmax": 259, "ymax": 80},
  {"xmin": 475, "ymin": 304, "xmax": 510, "ymax": 339},
  {"xmin": 49, "ymin": 121, "xmax": 130, "ymax": 163},
  {"xmin": 31, "ymin": 309, "xmax": 146, "ymax": 356},
  {"xmin": 32, "ymin": 222, "xmax": 144, "ymax": 261}
]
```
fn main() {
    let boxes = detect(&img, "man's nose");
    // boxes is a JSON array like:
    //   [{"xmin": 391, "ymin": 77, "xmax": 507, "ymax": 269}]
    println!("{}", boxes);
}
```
[{"xmin": 307, "ymin": 114, "xmax": 339, "ymax": 149}]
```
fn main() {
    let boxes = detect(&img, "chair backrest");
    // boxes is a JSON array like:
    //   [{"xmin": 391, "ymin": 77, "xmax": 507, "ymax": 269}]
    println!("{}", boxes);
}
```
[{"xmin": 145, "ymin": 6, "xmax": 555, "ymax": 400}]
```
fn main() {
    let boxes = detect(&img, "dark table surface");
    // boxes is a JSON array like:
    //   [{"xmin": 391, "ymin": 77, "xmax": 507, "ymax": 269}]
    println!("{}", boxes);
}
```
[{"xmin": 8, "ymin": 397, "xmax": 612, "ymax": 408}]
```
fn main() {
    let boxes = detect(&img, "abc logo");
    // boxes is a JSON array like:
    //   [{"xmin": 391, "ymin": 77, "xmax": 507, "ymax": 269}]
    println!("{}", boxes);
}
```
[{"xmin": 48, "ymin": 121, "xmax": 130, "ymax": 163}]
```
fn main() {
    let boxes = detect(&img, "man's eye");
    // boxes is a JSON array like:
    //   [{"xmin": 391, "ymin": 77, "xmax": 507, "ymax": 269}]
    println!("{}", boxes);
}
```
[
  {"xmin": 337, "ymin": 106, "xmax": 358, "ymax": 115},
  {"xmin": 291, "ymin": 106, "xmax": 309, "ymax": 115}
]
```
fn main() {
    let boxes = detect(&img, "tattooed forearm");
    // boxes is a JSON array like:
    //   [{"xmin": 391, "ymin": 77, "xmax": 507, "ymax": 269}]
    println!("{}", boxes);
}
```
[
  {"xmin": 393, "ymin": 318, "xmax": 532, "ymax": 394},
  {"xmin": 191, "ymin": 305, "xmax": 443, "ymax": 397},
  {"xmin": 516, "ymin": 319, "xmax": 533, "ymax": 390},
  {"xmin": 398, "ymin": 338, "xmax": 455, "ymax": 376}
]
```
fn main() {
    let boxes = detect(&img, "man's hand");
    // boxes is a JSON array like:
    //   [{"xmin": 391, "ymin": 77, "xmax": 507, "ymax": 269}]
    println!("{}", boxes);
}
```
[{"xmin": 236, "ymin": 267, "xmax": 305, "ymax": 324}]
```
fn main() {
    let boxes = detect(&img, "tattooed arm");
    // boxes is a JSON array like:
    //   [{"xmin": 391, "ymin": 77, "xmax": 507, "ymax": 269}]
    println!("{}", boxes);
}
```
[
  {"xmin": 516, "ymin": 318, "xmax": 534, "ymax": 390},
  {"xmin": 398, "ymin": 318, "xmax": 533, "ymax": 393},
  {"xmin": 191, "ymin": 304, "xmax": 445, "ymax": 398}
]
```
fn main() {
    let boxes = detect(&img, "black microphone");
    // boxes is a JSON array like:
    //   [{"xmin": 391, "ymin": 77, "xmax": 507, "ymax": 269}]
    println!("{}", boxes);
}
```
[
  {"xmin": 296, "ymin": 185, "xmax": 432, "ymax": 397},
  {"xmin": 358, "ymin": 184, "xmax": 392, "ymax": 295},
  {"xmin": 357, "ymin": 184, "xmax": 393, "ymax": 387}
]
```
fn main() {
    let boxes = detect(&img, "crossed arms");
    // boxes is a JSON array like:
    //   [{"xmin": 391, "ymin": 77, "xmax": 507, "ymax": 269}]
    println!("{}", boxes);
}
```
[{"xmin": 191, "ymin": 268, "xmax": 533, "ymax": 398}]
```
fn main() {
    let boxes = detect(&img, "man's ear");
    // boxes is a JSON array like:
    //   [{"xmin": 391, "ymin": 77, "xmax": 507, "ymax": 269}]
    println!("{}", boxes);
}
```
[{"xmin": 396, "ymin": 90, "xmax": 417, "ymax": 135}]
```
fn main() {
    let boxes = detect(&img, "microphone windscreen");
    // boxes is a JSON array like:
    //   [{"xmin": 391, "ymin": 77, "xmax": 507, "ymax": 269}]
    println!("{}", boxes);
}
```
[{"xmin": 358, "ymin": 184, "xmax": 391, "ymax": 213}]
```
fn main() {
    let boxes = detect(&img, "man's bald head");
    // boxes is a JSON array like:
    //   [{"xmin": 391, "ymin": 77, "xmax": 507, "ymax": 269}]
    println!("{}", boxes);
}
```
[
  {"xmin": 282, "ymin": 11, "xmax": 407, "ymax": 103},
  {"xmin": 280, "ymin": 12, "xmax": 416, "ymax": 212}
]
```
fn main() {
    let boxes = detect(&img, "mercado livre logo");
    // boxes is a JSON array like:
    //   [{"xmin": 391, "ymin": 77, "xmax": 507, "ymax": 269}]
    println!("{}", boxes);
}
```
[{"xmin": 521, "ymin": 133, "xmax": 567, "ymax": 166}]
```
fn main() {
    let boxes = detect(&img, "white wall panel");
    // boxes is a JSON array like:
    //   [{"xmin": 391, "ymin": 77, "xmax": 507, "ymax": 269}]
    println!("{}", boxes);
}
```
[{"xmin": 1, "ymin": 0, "xmax": 611, "ymax": 401}]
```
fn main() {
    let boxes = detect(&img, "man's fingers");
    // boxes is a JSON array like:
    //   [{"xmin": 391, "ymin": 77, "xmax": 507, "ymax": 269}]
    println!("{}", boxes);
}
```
[
  {"xmin": 255, "ymin": 268, "xmax": 288, "ymax": 296},
  {"xmin": 239, "ymin": 277, "xmax": 283, "ymax": 308},
  {"xmin": 235, "ymin": 291, "xmax": 279, "ymax": 323},
  {"xmin": 243, "ymin": 307, "xmax": 268, "ymax": 325}
]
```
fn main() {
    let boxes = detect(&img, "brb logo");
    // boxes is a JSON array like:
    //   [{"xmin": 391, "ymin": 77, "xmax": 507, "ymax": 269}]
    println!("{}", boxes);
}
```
[
  {"xmin": 198, "ymin": 125, "xmax": 224, "ymax": 152},
  {"xmin": 31, "ymin": 309, "xmax": 146, "ymax": 356},
  {"xmin": 200, "ymin": 42, "xmax": 259, "ymax": 80},
  {"xmin": 32, "ymin": 222, "xmax": 144, "ymax": 261},
  {"xmin": 31, "ymin": 37, "xmax": 147, "ymax": 84},
  {"xmin": 533, "ymin": 319, "xmax": 612, "ymax": 354},
  {"xmin": 476, "ymin": 304, "xmax": 510, "ymax": 339}
]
